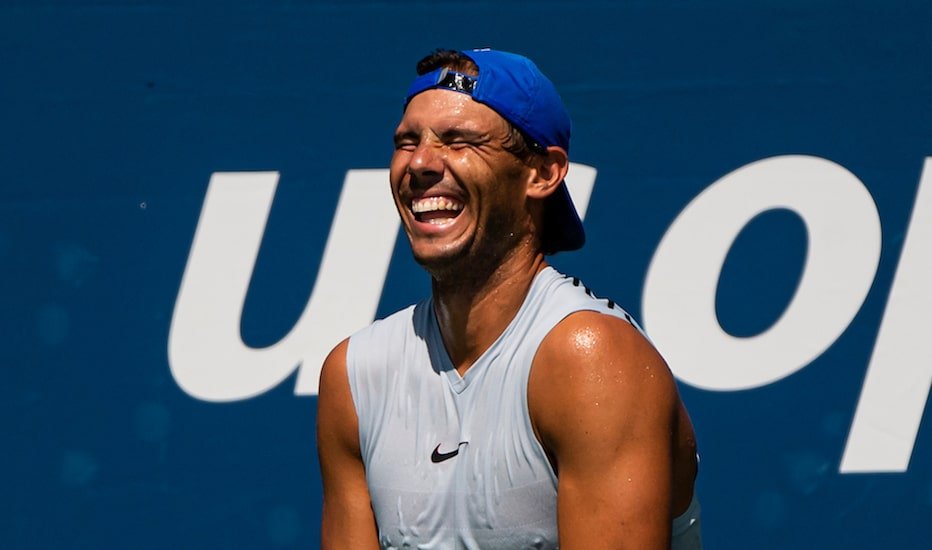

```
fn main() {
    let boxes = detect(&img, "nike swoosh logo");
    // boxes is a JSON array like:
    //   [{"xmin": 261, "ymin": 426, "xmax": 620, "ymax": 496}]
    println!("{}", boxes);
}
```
[{"xmin": 431, "ymin": 442, "xmax": 468, "ymax": 463}]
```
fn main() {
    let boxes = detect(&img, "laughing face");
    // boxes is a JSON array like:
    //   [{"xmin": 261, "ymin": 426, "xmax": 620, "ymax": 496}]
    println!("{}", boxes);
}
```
[{"xmin": 390, "ymin": 89, "xmax": 535, "ymax": 277}]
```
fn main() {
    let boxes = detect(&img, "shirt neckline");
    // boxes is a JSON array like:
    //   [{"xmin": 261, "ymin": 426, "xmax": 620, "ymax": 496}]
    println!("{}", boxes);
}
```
[{"xmin": 426, "ymin": 266, "xmax": 556, "ymax": 394}]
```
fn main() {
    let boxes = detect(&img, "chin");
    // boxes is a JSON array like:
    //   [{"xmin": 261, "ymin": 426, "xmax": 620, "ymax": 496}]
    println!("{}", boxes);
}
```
[
  {"xmin": 410, "ymin": 241, "xmax": 471, "ymax": 279},
  {"xmin": 413, "ymin": 236, "xmax": 520, "ymax": 285}
]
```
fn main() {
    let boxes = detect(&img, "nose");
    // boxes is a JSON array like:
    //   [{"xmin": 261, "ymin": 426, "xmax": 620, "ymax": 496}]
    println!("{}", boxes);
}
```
[{"xmin": 406, "ymin": 140, "xmax": 444, "ymax": 186}]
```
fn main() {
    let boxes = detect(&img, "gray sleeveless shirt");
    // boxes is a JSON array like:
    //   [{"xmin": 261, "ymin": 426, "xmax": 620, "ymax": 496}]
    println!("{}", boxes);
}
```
[{"xmin": 346, "ymin": 267, "xmax": 702, "ymax": 549}]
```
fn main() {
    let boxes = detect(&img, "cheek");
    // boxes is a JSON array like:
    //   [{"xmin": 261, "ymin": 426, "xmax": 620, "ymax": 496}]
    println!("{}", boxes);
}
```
[
  {"xmin": 450, "ymin": 150, "xmax": 472, "ymax": 163},
  {"xmin": 448, "ymin": 152, "xmax": 505, "ymax": 186},
  {"xmin": 389, "ymin": 155, "xmax": 408, "ymax": 188}
]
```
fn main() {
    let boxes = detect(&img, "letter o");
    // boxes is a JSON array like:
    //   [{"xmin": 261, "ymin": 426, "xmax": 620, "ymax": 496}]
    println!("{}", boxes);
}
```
[{"xmin": 643, "ymin": 155, "xmax": 881, "ymax": 391}]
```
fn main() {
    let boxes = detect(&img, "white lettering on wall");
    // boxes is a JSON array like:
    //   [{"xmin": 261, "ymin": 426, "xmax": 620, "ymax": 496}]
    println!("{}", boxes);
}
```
[
  {"xmin": 841, "ymin": 158, "xmax": 932, "ymax": 473},
  {"xmin": 642, "ymin": 155, "xmax": 882, "ymax": 391},
  {"xmin": 168, "ymin": 165, "xmax": 598, "ymax": 400},
  {"xmin": 169, "ymin": 158, "xmax": 931, "ymax": 473}
]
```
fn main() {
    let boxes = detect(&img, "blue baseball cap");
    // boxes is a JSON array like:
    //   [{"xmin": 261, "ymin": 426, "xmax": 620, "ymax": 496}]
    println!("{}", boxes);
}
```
[{"xmin": 404, "ymin": 48, "xmax": 585, "ymax": 254}]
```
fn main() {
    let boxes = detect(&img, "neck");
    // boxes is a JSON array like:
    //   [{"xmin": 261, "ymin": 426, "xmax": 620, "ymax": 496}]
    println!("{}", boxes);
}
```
[{"xmin": 431, "ymin": 246, "xmax": 548, "ymax": 375}]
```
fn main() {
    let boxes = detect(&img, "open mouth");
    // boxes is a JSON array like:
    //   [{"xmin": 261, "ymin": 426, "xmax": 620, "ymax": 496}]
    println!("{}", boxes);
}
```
[{"xmin": 411, "ymin": 196, "xmax": 465, "ymax": 225}]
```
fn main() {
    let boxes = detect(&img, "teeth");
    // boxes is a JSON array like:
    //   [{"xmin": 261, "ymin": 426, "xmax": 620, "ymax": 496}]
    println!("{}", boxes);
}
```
[{"xmin": 411, "ymin": 196, "xmax": 464, "ymax": 214}]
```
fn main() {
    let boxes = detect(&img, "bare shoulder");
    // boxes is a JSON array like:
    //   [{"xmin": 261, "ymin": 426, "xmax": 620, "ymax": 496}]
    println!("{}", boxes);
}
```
[
  {"xmin": 528, "ymin": 310, "xmax": 688, "ymax": 546},
  {"xmin": 529, "ymin": 309, "xmax": 700, "ymax": 524},
  {"xmin": 317, "ymin": 337, "xmax": 380, "ymax": 549},
  {"xmin": 319, "ymin": 338, "xmax": 350, "ymax": 394},
  {"xmin": 317, "ymin": 337, "xmax": 359, "ymax": 455},
  {"xmin": 529, "ymin": 310, "xmax": 679, "ymax": 439}
]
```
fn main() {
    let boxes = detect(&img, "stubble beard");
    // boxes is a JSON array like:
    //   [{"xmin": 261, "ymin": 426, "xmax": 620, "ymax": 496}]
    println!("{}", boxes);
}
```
[{"xmin": 413, "ymin": 203, "xmax": 529, "ymax": 293}]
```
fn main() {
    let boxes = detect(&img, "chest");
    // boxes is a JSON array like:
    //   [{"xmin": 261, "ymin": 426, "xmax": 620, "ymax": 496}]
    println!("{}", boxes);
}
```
[{"xmin": 360, "ymin": 349, "xmax": 558, "ymax": 548}]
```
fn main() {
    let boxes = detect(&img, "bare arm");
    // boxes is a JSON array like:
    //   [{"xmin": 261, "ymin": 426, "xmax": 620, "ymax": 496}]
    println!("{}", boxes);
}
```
[
  {"xmin": 529, "ymin": 312, "xmax": 682, "ymax": 549},
  {"xmin": 317, "ymin": 338, "xmax": 380, "ymax": 550}
]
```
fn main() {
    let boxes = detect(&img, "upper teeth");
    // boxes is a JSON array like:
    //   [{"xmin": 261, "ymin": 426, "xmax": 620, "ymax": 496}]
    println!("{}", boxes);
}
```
[{"xmin": 411, "ymin": 196, "xmax": 464, "ymax": 213}]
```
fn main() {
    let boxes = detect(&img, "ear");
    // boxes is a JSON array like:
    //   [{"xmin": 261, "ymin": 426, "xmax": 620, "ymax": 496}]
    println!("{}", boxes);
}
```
[{"xmin": 526, "ymin": 146, "xmax": 569, "ymax": 199}]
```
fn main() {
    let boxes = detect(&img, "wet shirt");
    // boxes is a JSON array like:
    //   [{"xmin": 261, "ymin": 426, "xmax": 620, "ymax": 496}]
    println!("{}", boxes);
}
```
[{"xmin": 346, "ymin": 267, "xmax": 702, "ymax": 549}]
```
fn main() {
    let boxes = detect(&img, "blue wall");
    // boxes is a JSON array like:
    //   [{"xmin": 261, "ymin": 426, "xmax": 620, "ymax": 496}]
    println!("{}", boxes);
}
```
[{"xmin": 3, "ymin": 1, "xmax": 931, "ymax": 547}]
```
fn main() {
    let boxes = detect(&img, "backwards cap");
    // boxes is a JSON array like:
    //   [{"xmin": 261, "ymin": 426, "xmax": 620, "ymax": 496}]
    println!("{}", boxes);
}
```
[{"xmin": 404, "ymin": 48, "xmax": 585, "ymax": 254}]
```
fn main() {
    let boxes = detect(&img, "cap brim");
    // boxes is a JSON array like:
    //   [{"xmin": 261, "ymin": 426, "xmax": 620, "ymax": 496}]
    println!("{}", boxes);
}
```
[{"xmin": 541, "ymin": 181, "xmax": 585, "ymax": 254}]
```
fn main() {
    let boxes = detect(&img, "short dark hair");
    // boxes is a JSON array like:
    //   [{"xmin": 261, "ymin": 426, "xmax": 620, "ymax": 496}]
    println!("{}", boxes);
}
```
[{"xmin": 415, "ymin": 49, "xmax": 545, "ymax": 161}]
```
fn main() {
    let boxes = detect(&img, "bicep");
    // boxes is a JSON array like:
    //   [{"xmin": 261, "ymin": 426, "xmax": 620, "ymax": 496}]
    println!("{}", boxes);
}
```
[
  {"xmin": 530, "ymin": 313, "xmax": 678, "ymax": 549},
  {"xmin": 317, "ymin": 339, "xmax": 380, "ymax": 550}
]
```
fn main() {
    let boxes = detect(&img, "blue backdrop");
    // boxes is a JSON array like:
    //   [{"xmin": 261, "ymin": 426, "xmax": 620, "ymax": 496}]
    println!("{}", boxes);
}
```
[{"xmin": 3, "ymin": 1, "xmax": 931, "ymax": 548}]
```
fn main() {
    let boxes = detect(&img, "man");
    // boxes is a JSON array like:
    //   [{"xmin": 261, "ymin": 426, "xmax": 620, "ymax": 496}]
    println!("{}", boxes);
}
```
[{"xmin": 318, "ymin": 48, "xmax": 701, "ymax": 549}]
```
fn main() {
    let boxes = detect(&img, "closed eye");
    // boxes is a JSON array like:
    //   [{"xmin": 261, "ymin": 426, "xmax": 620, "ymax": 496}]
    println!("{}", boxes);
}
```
[
  {"xmin": 393, "ymin": 129, "xmax": 491, "ymax": 151},
  {"xmin": 440, "ymin": 129, "xmax": 490, "ymax": 150},
  {"xmin": 393, "ymin": 132, "xmax": 419, "ymax": 151}
]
